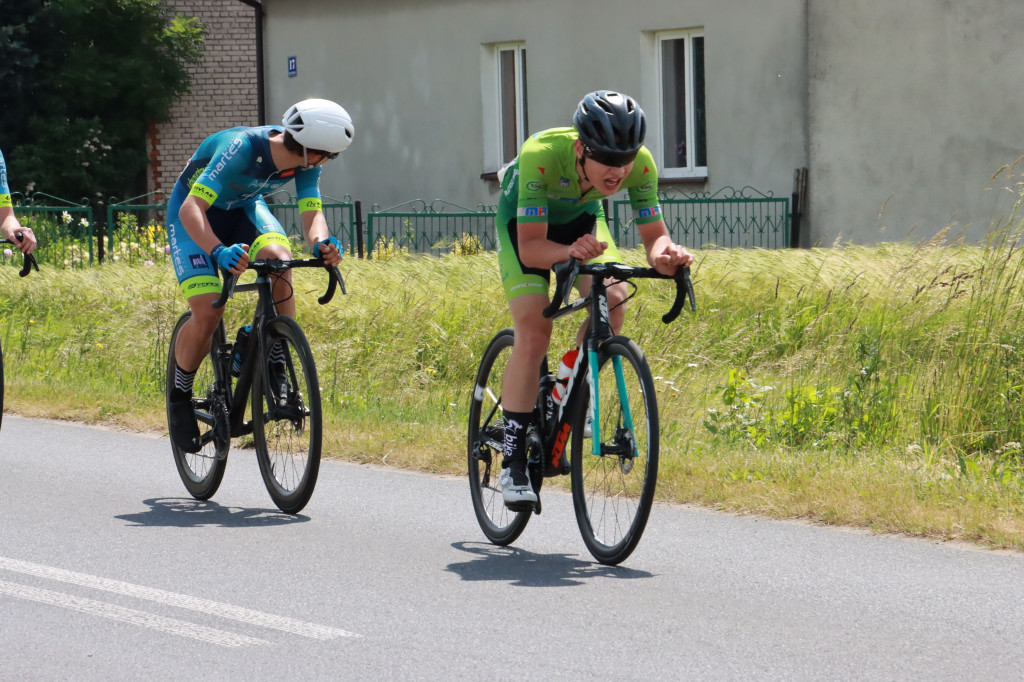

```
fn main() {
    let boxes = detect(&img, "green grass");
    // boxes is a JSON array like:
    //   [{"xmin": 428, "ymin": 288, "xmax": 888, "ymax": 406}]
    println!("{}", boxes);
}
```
[{"xmin": 6, "ymin": 213, "xmax": 1024, "ymax": 550}]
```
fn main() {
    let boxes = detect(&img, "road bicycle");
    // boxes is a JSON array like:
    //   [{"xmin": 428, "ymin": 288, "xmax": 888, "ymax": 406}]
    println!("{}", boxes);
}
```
[
  {"xmin": 165, "ymin": 257, "xmax": 343, "ymax": 514},
  {"xmin": 0, "ymin": 235, "xmax": 39, "ymax": 434},
  {"xmin": 468, "ymin": 258, "xmax": 696, "ymax": 565}
]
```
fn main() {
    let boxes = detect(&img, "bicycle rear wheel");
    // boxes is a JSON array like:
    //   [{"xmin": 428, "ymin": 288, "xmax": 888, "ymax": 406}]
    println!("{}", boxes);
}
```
[
  {"xmin": 570, "ymin": 337, "xmax": 659, "ymax": 565},
  {"xmin": 468, "ymin": 328, "xmax": 531, "ymax": 545},
  {"xmin": 166, "ymin": 312, "xmax": 230, "ymax": 500},
  {"xmin": 252, "ymin": 316, "xmax": 322, "ymax": 514}
]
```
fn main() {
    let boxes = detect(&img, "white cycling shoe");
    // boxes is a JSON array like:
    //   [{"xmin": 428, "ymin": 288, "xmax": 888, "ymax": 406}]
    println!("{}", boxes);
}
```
[{"xmin": 500, "ymin": 466, "xmax": 538, "ymax": 509}]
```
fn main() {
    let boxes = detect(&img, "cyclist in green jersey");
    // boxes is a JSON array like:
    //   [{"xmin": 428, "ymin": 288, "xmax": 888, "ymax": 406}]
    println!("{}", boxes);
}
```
[
  {"xmin": 495, "ymin": 90, "xmax": 694, "ymax": 508},
  {"xmin": 0, "ymin": 149, "xmax": 37, "ymax": 254}
]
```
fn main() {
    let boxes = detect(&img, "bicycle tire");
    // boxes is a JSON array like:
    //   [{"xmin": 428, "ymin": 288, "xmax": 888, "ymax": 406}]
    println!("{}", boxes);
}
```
[
  {"xmin": 467, "ymin": 328, "xmax": 531, "ymax": 545},
  {"xmin": 570, "ymin": 336, "xmax": 659, "ymax": 565},
  {"xmin": 166, "ymin": 311, "xmax": 230, "ymax": 500},
  {"xmin": 251, "ymin": 316, "xmax": 322, "ymax": 514},
  {"xmin": 0, "ymin": 338, "xmax": 5, "ymax": 433}
]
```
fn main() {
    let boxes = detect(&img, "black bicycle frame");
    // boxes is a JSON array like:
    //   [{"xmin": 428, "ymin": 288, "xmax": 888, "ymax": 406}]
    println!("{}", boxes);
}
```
[
  {"xmin": 200, "ymin": 258, "xmax": 343, "ymax": 442},
  {"xmin": 533, "ymin": 260, "xmax": 695, "ymax": 473}
]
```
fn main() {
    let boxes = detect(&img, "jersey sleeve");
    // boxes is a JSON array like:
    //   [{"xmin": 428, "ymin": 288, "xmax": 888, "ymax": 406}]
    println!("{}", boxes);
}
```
[
  {"xmin": 187, "ymin": 132, "xmax": 254, "ymax": 205},
  {"xmin": 626, "ymin": 147, "xmax": 663, "ymax": 226},
  {"xmin": 514, "ymin": 139, "xmax": 551, "ymax": 225},
  {"xmin": 293, "ymin": 166, "xmax": 324, "ymax": 213},
  {"xmin": 0, "ymin": 149, "xmax": 11, "ymax": 207}
]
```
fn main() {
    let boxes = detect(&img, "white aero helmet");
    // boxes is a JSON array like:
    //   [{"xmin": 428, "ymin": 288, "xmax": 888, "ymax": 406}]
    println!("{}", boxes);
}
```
[{"xmin": 282, "ymin": 98, "xmax": 354, "ymax": 154}]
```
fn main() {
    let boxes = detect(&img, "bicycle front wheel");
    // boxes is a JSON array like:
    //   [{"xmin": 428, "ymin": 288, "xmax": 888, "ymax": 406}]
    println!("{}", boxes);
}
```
[
  {"xmin": 570, "ymin": 336, "xmax": 659, "ymax": 565},
  {"xmin": 467, "ymin": 328, "xmax": 531, "ymax": 545},
  {"xmin": 166, "ymin": 312, "xmax": 230, "ymax": 500},
  {"xmin": 251, "ymin": 316, "xmax": 322, "ymax": 514}
]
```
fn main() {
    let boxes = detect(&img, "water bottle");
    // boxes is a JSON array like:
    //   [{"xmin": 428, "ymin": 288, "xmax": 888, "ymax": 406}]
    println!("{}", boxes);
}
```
[
  {"xmin": 551, "ymin": 349, "xmax": 579, "ymax": 405},
  {"xmin": 230, "ymin": 325, "xmax": 251, "ymax": 377}
]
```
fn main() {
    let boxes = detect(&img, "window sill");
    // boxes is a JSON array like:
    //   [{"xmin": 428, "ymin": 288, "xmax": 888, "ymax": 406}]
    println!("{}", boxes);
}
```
[
  {"xmin": 480, "ymin": 171, "xmax": 499, "ymax": 182},
  {"xmin": 659, "ymin": 175, "xmax": 708, "ymax": 186}
]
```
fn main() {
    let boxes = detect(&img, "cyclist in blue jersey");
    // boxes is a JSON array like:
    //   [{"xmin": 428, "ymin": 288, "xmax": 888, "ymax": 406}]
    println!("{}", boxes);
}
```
[
  {"xmin": 167, "ymin": 98, "xmax": 353, "ymax": 453},
  {"xmin": 0, "ymin": 149, "xmax": 37, "ymax": 254},
  {"xmin": 495, "ymin": 91, "xmax": 693, "ymax": 508}
]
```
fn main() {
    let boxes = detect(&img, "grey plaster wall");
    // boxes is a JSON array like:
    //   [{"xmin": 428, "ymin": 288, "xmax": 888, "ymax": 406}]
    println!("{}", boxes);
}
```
[
  {"xmin": 808, "ymin": 0, "xmax": 1024, "ymax": 245},
  {"xmin": 261, "ymin": 0, "xmax": 807, "ymax": 220}
]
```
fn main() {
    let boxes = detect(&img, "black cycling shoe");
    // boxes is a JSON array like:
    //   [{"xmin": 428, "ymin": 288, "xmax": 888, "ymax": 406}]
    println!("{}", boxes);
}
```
[{"xmin": 168, "ymin": 393, "xmax": 202, "ymax": 453}]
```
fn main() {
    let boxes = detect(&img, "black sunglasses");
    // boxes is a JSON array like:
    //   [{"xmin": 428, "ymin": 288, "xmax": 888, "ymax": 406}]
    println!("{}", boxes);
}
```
[{"xmin": 584, "ymin": 146, "xmax": 637, "ymax": 168}]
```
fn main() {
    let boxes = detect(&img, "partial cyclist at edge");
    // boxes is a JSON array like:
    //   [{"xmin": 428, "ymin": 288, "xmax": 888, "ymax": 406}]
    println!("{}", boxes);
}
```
[
  {"xmin": 0, "ymin": 148, "xmax": 38, "ymax": 254},
  {"xmin": 167, "ymin": 98, "xmax": 352, "ymax": 453},
  {"xmin": 495, "ymin": 90, "xmax": 694, "ymax": 509}
]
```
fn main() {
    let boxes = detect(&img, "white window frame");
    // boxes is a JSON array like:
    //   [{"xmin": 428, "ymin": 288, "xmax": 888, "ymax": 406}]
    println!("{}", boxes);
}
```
[
  {"xmin": 656, "ymin": 28, "xmax": 707, "ymax": 180},
  {"xmin": 481, "ymin": 41, "xmax": 528, "ymax": 173}
]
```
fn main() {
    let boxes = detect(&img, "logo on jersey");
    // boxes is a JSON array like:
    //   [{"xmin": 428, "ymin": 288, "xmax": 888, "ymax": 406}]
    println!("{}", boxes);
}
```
[
  {"xmin": 526, "ymin": 181, "xmax": 543, "ymax": 192},
  {"xmin": 637, "ymin": 206, "xmax": 662, "ymax": 219},
  {"xmin": 503, "ymin": 168, "xmax": 520, "ymax": 198},
  {"xmin": 520, "ymin": 206, "xmax": 548, "ymax": 217},
  {"xmin": 207, "ymin": 137, "xmax": 245, "ymax": 183},
  {"xmin": 190, "ymin": 253, "xmax": 208, "ymax": 269},
  {"xmin": 637, "ymin": 181, "xmax": 655, "ymax": 193},
  {"xmin": 559, "ymin": 177, "xmax": 570, "ymax": 188}
]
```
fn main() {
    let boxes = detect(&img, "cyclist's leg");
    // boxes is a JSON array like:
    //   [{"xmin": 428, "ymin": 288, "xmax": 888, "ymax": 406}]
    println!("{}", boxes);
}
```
[
  {"xmin": 247, "ymin": 199, "xmax": 295, "ymax": 317},
  {"xmin": 496, "ymin": 217, "xmax": 551, "ymax": 507},
  {"xmin": 246, "ymin": 203, "xmax": 295, "ymax": 401},
  {"xmin": 167, "ymin": 190, "xmax": 226, "ymax": 452}
]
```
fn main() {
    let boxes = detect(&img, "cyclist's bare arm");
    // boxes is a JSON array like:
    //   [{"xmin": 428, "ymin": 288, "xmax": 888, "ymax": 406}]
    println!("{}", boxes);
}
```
[
  {"xmin": 517, "ymin": 222, "xmax": 606, "ymax": 269},
  {"xmin": 0, "ymin": 207, "xmax": 35, "ymax": 253},
  {"xmin": 301, "ymin": 210, "xmax": 341, "ymax": 266},
  {"xmin": 637, "ymin": 219, "xmax": 693, "ymax": 275}
]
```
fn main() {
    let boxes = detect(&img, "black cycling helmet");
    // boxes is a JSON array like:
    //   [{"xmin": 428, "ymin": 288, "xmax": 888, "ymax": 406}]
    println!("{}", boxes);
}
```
[{"xmin": 573, "ymin": 90, "xmax": 646, "ymax": 165}]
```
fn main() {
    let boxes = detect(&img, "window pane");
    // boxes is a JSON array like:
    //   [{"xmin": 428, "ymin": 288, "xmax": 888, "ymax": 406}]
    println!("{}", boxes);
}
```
[
  {"xmin": 499, "ymin": 49, "xmax": 518, "ymax": 163},
  {"xmin": 693, "ymin": 36, "xmax": 707, "ymax": 168},
  {"xmin": 661, "ymin": 38, "xmax": 687, "ymax": 168}
]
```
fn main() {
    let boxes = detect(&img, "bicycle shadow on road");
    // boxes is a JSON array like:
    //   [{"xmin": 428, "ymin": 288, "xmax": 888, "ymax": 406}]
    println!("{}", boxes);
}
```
[
  {"xmin": 445, "ymin": 541, "xmax": 652, "ymax": 587},
  {"xmin": 114, "ymin": 497, "xmax": 310, "ymax": 528}
]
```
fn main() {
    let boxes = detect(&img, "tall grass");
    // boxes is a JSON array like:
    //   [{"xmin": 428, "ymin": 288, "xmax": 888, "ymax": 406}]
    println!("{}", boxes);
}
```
[{"xmin": 5, "ymin": 182, "xmax": 1024, "ymax": 547}]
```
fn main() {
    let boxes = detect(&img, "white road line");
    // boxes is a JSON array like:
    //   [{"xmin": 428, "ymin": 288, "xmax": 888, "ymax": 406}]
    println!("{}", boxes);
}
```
[
  {"xmin": 0, "ymin": 556, "xmax": 359, "ymax": 640},
  {"xmin": 0, "ymin": 579, "xmax": 268, "ymax": 648}
]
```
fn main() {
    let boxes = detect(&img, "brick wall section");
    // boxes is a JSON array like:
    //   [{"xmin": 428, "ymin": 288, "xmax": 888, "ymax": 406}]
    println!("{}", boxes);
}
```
[{"xmin": 148, "ymin": 0, "xmax": 260, "ymax": 197}]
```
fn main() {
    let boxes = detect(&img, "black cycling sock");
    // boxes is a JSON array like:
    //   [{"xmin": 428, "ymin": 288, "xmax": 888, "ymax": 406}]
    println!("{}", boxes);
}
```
[
  {"xmin": 501, "ymin": 409, "xmax": 534, "ymax": 470},
  {"xmin": 269, "ymin": 340, "xmax": 288, "ymax": 366},
  {"xmin": 172, "ymin": 363, "xmax": 196, "ymax": 400}
]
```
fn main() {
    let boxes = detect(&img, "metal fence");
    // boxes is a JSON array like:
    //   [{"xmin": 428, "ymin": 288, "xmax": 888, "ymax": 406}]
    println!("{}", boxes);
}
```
[
  {"xmin": 2, "ymin": 185, "xmax": 792, "ymax": 270},
  {"xmin": 261, "ymin": 191, "xmax": 359, "ymax": 254},
  {"xmin": 365, "ymin": 200, "xmax": 496, "ymax": 258},
  {"xmin": 1, "ymin": 192, "xmax": 95, "ymax": 269},
  {"xmin": 613, "ymin": 186, "xmax": 791, "ymax": 249},
  {"xmin": 100, "ymin": 191, "xmax": 358, "ymax": 266}
]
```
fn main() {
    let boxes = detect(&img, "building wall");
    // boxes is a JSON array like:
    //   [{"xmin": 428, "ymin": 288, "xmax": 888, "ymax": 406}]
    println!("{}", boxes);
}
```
[
  {"xmin": 152, "ymin": 1, "xmax": 1024, "ymax": 245},
  {"xmin": 807, "ymin": 0, "xmax": 1024, "ymax": 245},
  {"xmin": 149, "ymin": 0, "xmax": 260, "ymax": 197},
  {"xmin": 260, "ymin": 0, "xmax": 808, "ymax": 218}
]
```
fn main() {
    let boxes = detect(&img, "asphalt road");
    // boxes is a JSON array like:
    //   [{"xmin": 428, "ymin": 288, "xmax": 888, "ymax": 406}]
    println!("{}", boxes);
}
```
[{"xmin": 1, "ymin": 415, "xmax": 1022, "ymax": 681}]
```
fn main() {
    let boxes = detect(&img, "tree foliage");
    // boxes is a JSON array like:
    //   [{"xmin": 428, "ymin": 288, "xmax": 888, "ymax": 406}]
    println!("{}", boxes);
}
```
[{"xmin": 0, "ymin": 0, "xmax": 203, "ymax": 201}]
